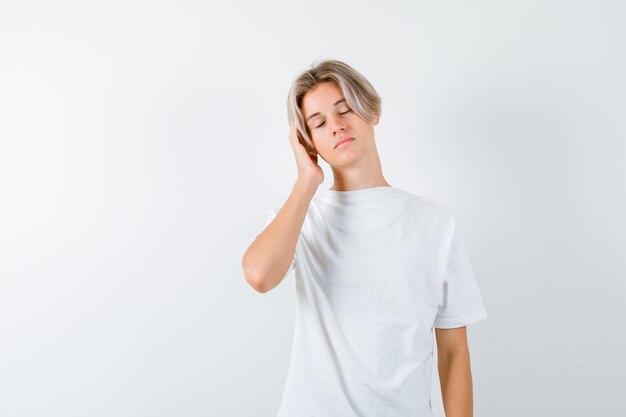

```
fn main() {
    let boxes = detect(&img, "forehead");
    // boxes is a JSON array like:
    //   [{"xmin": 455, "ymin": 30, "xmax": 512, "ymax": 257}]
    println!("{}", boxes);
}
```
[{"xmin": 302, "ymin": 82, "xmax": 346, "ymax": 118}]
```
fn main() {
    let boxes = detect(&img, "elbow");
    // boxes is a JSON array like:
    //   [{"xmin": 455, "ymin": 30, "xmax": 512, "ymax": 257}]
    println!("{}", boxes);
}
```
[
  {"xmin": 242, "ymin": 258, "xmax": 269, "ymax": 294},
  {"xmin": 246, "ymin": 273, "xmax": 269, "ymax": 294},
  {"xmin": 242, "ymin": 247, "xmax": 283, "ymax": 294}
]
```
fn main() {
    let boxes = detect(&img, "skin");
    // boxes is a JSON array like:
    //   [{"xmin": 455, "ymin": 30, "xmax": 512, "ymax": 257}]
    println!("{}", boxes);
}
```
[
  {"xmin": 299, "ymin": 81, "xmax": 390, "ymax": 191},
  {"xmin": 436, "ymin": 326, "xmax": 475, "ymax": 417},
  {"xmin": 290, "ymin": 81, "xmax": 476, "ymax": 416}
]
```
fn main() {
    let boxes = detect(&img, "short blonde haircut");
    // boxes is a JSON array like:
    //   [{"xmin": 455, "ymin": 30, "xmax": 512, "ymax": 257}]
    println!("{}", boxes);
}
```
[{"xmin": 287, "ymin": 59, "xmax": 382, "ymax": 155}]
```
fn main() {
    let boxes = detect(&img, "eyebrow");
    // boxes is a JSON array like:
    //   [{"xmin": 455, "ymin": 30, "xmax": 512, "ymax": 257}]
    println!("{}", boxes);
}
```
[{"xmin": 305, "ymin": 98, "xmax": 346, "ymax": 122}]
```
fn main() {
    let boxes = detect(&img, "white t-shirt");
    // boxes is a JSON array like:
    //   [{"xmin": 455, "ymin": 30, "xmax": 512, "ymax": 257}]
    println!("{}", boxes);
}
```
[{"xmin": 261, "ymin": 185, "xmax": 487, "ymax": 417}]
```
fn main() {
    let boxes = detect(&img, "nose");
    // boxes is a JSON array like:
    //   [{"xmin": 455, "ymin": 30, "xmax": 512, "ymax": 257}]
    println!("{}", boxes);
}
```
[{"xmin": 330, "ymin": 117, "xmax": 346, "ymax": 136}]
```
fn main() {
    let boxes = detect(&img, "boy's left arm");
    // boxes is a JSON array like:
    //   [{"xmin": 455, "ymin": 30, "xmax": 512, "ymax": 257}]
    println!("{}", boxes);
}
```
[{"xmin": 435, "ymin": 326, "xmax": 475, "ymax": 417}]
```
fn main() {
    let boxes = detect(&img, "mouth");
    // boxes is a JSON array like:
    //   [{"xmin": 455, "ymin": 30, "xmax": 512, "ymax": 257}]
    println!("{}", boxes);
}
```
[{"xmin": 334, "ymin": 137, "xmax": 354, "ymax": 149}]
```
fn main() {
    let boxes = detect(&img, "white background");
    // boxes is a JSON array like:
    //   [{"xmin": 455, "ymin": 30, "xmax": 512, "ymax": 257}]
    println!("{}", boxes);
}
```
[{"xmin": 1, "ymin": 1, "xmax": 625, "ymax": 416}]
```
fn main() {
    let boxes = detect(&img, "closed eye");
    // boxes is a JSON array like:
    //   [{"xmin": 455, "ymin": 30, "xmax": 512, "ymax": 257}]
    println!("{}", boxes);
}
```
[{"xmin": 314, "ymin": 110, "xmax": 351, "ymax": 128}]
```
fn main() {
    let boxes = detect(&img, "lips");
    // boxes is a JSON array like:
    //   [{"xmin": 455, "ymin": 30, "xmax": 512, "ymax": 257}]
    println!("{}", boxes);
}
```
[{"xmin": 334, "ymin": 137, "xmax": 354, "ymax": 149}]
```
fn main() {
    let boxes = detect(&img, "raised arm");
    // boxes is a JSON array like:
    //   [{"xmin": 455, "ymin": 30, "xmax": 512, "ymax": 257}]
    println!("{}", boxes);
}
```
[{"xmin": 242, "ymin": 124, "xmax": 323, "ymax": 293}]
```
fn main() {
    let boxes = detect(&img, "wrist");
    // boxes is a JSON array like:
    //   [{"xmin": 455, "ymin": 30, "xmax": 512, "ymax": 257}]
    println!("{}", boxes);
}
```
[{"xmin": 294, "ymin": 177, "xmax": 319, "ymax": 195}]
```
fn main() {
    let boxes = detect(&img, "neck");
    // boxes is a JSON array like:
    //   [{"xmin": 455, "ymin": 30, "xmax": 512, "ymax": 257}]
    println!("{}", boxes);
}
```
[{"xmin": 329, "ymin": 159, "xmax": 389, "ymax": 191}]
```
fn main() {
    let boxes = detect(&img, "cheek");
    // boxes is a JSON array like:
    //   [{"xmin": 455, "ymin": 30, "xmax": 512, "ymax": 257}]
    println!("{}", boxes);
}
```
[{"xmin": 309, "ymin": 131, "xmax": 323, "ymax": 148}]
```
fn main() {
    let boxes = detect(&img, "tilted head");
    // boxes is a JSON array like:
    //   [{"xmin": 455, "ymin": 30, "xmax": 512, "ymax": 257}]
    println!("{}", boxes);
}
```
[{"xmin": 287, "ymin": 59, "xmax": 382, "ymax": 167}]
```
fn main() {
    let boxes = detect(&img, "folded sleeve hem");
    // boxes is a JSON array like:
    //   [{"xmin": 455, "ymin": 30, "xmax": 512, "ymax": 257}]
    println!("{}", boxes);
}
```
[{"xmin": 433, "ymin": 310, "xmax": 488, "ymax": 329}]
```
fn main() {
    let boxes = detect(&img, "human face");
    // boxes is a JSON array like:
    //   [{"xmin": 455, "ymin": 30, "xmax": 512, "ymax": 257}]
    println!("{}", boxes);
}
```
[{"xmin": 302, "ymin": 82, "xmax": 379, "ymax": 167}]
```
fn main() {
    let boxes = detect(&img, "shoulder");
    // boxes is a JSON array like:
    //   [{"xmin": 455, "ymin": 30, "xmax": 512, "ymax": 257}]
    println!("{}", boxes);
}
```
[{"xmin": 400, "ymin": 189, "xmax": 455, "ymax": 225}]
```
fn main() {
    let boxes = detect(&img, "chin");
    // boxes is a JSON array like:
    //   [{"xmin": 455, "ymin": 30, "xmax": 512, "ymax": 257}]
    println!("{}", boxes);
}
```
[{"xmin": 331, "ymin": 152, "xmax": 363, "ymax": 168}]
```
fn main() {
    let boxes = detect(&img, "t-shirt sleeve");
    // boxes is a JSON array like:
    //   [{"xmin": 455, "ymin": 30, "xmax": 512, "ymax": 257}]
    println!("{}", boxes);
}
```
[
  {"xmin": 258, "ymin": 207, "xmax": 296, "ymax": 274},
  {"xmin": 433, "ymin": 214, "xmax": 487, "ymax": 329}
]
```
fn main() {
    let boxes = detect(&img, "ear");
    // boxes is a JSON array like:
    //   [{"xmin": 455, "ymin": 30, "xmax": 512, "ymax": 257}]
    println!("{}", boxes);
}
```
[{"xmin": 373, "ymin": 112, "xmax": 380, "ymax": 126}]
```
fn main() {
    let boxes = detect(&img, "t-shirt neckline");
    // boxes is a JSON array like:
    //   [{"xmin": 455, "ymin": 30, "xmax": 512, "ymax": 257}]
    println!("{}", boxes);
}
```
[{"xmin": 318, "ymin": 185, "xmax": 401, "ymax": 198}]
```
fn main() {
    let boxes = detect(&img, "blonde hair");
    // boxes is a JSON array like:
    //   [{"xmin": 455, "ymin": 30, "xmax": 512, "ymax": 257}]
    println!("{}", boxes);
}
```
[{"xmin": 287, "ymin": 59, "xmax": 382, "ymax": 155}]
